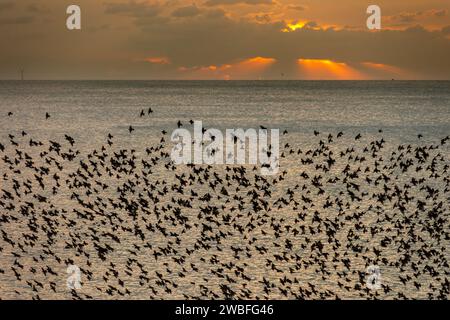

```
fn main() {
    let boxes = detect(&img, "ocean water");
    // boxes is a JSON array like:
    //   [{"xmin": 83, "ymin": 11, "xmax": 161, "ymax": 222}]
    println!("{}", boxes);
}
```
[{"xmin": 0, "ymin": 81, "xmax": 449, "ymax": 299}]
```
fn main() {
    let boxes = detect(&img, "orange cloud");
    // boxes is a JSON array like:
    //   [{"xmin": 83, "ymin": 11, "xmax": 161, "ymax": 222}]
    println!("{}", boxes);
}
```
[
  {"xmin": 360, "ymin": 62, "xmax": 414, "ymax": 79},
  {"xmin": 282, "ymin": 20, "xmax": 340, "ymax": 32},
  {"xmin": 238, "ymin": 56, "xmax": 276, "ymax": 69},
  {"xmin": 361, "ymin": 62, "xmax": 397, "ymax": 71},
  {"xmin": 282, "ymin": 20, "xmax": 308, "ymax": 32},
  {"xmin": 297, "ymin": 59, "xmax": 365, "ymax": 80},
  {"xmin": 144, "ymin": 56, "xmax": 171, "ymax": 65},
  {"xmin": 178, "ymin": 56, "xmax": 276, "ymax": 79}
]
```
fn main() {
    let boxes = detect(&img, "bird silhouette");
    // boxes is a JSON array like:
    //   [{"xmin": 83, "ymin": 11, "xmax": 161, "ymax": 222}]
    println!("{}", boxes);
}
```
[{"xmin": 0, "ymin": 111, "xmax": 449, "ymax": 300}]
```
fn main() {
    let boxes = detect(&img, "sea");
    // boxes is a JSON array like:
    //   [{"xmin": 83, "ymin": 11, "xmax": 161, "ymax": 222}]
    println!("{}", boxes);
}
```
[{"xmin": 0, "ymin": 80, "xmax": 449, "ymax": 299}]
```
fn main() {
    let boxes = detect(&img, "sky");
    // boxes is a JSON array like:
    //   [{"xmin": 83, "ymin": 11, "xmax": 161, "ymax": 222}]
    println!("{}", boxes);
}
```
[{"xmin": 0, "ymin": 0, "xmax": 449, "ymax": 80}]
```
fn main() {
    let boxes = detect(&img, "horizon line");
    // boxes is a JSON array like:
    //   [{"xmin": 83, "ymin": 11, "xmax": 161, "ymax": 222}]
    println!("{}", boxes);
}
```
[{"xmin": 1, "ymin": 79, "xmax": 449, "ymax": 81}]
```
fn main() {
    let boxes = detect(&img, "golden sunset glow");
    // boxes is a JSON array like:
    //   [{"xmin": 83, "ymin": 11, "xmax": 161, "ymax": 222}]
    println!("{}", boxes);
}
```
[
  {"xmin": 0, "ymin": 0, "xmax": 448, "ymax": 79},
  {"xmin": 361, "ymin": 62, "xmax": 402, "ymax": 73},
  {"xmin": 144, "ymin": 57, "xmax": 171, "ymax": 65},
  {"xmin": 297, "ymin": 59, "xmax": 365, "ymax": 80},
  {"xmin": 177, "ymin": 57, "xmax": 276, "ymax": 80},
  {"xmin": 360, "ymin": 62, "xmax": 415, "ymax": 79},
  {"xmin": 282, "ymin": 21, "xmax": 308, "ymax": 32},
  {"xmin": 282, "ymin": 20, "xmax": 339, "ymax": 32},
  {"xmin": 241, "ymin": 57, "xmax": 277, "ymax": 67},
  {"xmin": 232, "ymin": 56, "xmax": 277, "ymax": 77}
]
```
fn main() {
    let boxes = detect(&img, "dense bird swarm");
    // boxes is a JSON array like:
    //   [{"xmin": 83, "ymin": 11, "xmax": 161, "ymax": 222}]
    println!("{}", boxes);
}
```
[{"xmin": 0, "ymin": 111, "xmax": 449, "ymax": 300}]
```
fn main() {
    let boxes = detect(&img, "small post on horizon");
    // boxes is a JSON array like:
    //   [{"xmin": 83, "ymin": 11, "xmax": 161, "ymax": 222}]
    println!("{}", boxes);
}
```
[{"xmin": 20, "ymin": 69, "xmax": 24, "ymax": 81}]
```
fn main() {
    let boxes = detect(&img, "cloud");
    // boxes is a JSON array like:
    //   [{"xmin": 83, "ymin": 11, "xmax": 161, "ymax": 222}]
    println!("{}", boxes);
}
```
[
  {"xmin": 429, "ymin": 9, "xmax": 448, "ymax": 17},
  {"xmin": 127, "ymin": 9, "xmax": 450, "ymax": 79},
  {"xmin": 172, "ymin": 5, "xmax": 201, "ymax": 18},
  {"xmin": 394, "ymin": 13, "xmax": 419, "ymax": 23},
  {"xmin": 104, "ymin": 0, "xmax": 161, "ymax": 17},
  {"xmin": 26, "ymin": 3, "xmax": 51, "ymax": 13},
  {"xmin": 287, "ymin": 5, "xmax": 307, "ymax": 11},
  {"xmin": 144, "ymin": 56, "xmax": 171, "ymax": 64},
  {"xmin": 177, "ymin": 56, "xmax": 276, "ymax": 79},
  {"xmin": 387, "ymin": 9, "xmax": 449, "ymax": 25},
  {"xmin": 0, "ymin": 0, "xmax": 449, "ymax": 79},
  {"xmin": 253, "ymin": 13, "xmax": 273, "ymax": 23},
  {"xmin": 204, "ymin": 0, "xmax": 274, "ymax": 6},
  {"xmin": 0, "ymin": 16, "xmax": 34, "ymax": 25},
  {"xmin": 442, "ymin": 25, "xmax": 450, "ymax": 34},
  {"xmin": 0, "ymin": 1, "xmax": 14, "ymax": 11}
]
